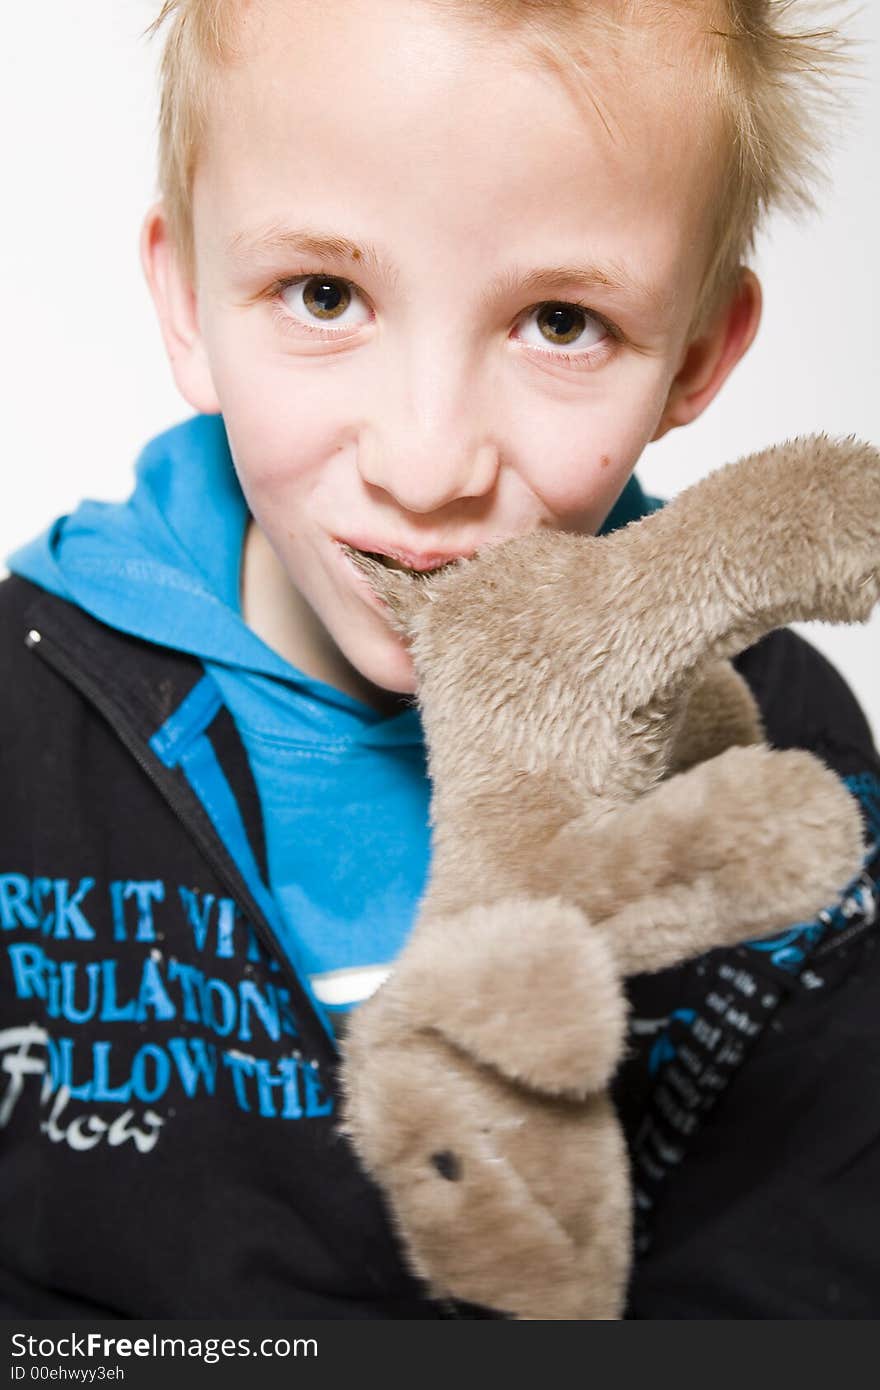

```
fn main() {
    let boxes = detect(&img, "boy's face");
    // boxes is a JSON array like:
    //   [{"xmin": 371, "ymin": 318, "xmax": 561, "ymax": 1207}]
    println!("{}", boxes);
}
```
[{"xmin": 148, "ymin": 0, "xmax": 759, "ymax": 704}]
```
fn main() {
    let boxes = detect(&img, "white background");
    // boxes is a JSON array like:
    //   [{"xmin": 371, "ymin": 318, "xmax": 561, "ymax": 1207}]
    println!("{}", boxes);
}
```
[{"xmin": 1, "ymin": 2, "xmax": 877, "ymax": 734}]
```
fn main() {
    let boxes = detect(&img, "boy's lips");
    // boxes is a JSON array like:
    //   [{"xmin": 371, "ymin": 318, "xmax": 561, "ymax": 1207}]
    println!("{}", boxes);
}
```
[{"xmin": 334, "ymin": 535, "xmax": 482, "ymax": 573}]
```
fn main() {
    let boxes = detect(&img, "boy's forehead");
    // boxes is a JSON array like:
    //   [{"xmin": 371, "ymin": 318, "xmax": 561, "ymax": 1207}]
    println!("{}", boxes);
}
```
[
  {"xmin": 210, "ymin": 1, "xmax": 718, "ymax": 166},
  {"xmin": 197, "ymin": 0, "xmax": 723, "ymax": 315},
  {"xmin": 226, "ymin": 0, "xmax": 720, "ymax": 121}
]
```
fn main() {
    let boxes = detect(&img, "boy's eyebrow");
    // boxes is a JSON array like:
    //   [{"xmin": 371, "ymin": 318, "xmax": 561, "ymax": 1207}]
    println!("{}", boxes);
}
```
[
  {"xmin": 226, "ymin": 225, "xmax": 394, "ymax": 280},
  {"xmin": 490, "ymin": 262, "xmax": 669, "ymax": 314},
  {"xmin": 225, "ymin": 223, "xmax": 668, "ymax": 312}
]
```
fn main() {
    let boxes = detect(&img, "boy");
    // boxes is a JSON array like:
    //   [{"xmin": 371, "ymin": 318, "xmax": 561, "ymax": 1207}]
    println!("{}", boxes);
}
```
[{"xmin": 1, "ymin": 0, "xmax": 877, "ymax": 1318}]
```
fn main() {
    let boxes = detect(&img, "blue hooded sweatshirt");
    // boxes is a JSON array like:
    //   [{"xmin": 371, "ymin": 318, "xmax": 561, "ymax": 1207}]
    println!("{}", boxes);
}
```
[{"xmin": 8, "ymin": 415, "xmax": 659, "ymax": 1016}]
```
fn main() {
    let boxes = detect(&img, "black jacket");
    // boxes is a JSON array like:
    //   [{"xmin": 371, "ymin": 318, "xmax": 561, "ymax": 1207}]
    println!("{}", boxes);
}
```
[{"xmin": 1, "ymin": 574, "xmax": 879, "ymax": 1319}]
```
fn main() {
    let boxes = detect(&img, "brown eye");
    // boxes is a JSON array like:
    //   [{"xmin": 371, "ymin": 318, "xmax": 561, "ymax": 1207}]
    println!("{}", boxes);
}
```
[
  {"xmin": 517, "ymin": 300, "xmax": 609, "ymax": 358},
  {"xmin": 278, "ymin": 275, "xmax": 370, "ymax": 335},
  {"xmin": 536, "ymin": 302, "xmax": 589, "ymax": 346},
  {"xmin": 302, "ymin": 276, "xmax": 352, "ymax": 320}
]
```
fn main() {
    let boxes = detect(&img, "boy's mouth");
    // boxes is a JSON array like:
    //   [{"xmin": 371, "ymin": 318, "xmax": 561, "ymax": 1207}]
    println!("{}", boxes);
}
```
[
  {"xmin": 339, "ymin": 541, "xmax": 472, "ymax": 576},
  {"xmin": 356, "ymin": 550, "xmax": 452, "ymax": 575}
]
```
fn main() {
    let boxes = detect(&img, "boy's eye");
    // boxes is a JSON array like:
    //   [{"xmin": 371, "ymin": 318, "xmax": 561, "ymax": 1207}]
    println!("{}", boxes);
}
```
[
  {"xmin": 519, "ymin": 301, "xmax": 609, "ymax": 353},
  {"xmin": 273, "ymin": 277, "xmax": 614, "ymax": 364},
  {"xmin": 278, "ymin": 275, "xmax": 370, "ymax": 329}
]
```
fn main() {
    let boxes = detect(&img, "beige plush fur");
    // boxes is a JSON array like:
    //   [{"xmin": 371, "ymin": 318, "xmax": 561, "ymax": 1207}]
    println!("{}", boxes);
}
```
[{"xmin": 339, "ymin": 435, "xmax": 880, "ymax": 1320}]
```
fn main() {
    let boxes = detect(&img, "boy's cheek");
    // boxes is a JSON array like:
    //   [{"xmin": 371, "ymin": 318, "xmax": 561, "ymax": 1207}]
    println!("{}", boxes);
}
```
[
  {"xmin": 221, "ymin": 395, "xmax": 340, "ymax": 497},
  {"xmin": 517, "ymin": 413, "xmax": 666, "ymax": 522},
  {"xmin": 504, "ymin": 361, "xmax": 673, "ymax": 509},
  {"xmin": 202, "ymin": 348, "xmax": 354, "ymax": 490}
]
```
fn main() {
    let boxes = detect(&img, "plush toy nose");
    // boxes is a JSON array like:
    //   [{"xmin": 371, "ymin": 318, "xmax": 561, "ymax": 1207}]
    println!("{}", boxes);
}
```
[{"xmin": 430, "ymin": 1149, "xmax": 463, "ymax": 1182}]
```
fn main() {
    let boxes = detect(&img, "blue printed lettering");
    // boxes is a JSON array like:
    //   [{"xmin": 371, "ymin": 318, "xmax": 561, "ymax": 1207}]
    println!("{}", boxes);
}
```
[
  {"xmin": 166, "ymin": 959, "xmax": 204, "ymax": 1023},
  {"xmin": 179, "ymin": 886, "xmax": 215, "ymax": 951},
  {"xmin": 8, "ymin": 943, "xmax": 48, "ymax": 999},
  {"xmin": 130, "ymin": 1044, "xmax": 172, "ymax": 1103},
  {"xmin": 135, "ymin": 957, "xmax": 177, "ymax": 1022},
  {"xmin": 46, "ymin": 966, "xmax": 62, "ymax": 1018},
  {"xmin": 223, "ymin": 1051, "xmax": 254, "ymax": 1111},
  {"xmin": 216, "ymin": 898, "xmax": 237, "ymax": 959},
  {"xmin": 110, "ymin": 880, "xmax": 127, "ymax": 942},
  {"xmin": 109, "ymin": 880, "xmax": 164, "ymax": 943},
  {"xmin": 180, "ymin": 888, "xmax": 249, "ymax": 961},
  {"xmin": 238, "ymin": 980, "xmax": 281, "ymax": 1044},
  {"xmin": 60, "ymin": 960, "xmax": 100, "ymax": 1025},
  {"xmin": 0, "ymin": 875, "xmax": 38, "ymax": 929},
  {"xmin": 167, "ymin": 1037, "xmax": 218, "ymax": 1098},
  {"xmin": 54, "ymin": 1037, "xmax": 95, "ymax": 1102},
  {"xmin": 203, "ymin": 978, "xmax": 236, "ymax": 1036},
  {"xmin": 98, "ymin": 960, "xmax": 138, "ymax": 1022},
  {"xmin": 51, "ymin": 879, "xmax": 96, "ymax": 941},
  {"xmin": 129, "ymin": 881, "xmax": 164, "ymax": 942},
  {"xmin": 220, "ymin": 1050, "xmax": 330, "ymax": 1119},
  {"xmin": 302, "ymin": 1060, "xmax": 334, "ymax": 1118},
  {"xmin": 33, "ymin": 879, "xmax": 54, "ymax": 934},
  {"xmin": 253, "ymin": 1057, "xmax": 303, "ymax": 1119},
  {"xmin": 90, "ymin": 1041, "xmax": 133, "ymax": 1103}
]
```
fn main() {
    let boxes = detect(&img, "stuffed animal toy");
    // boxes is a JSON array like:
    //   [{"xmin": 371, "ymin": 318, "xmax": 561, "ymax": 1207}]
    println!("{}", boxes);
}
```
[{"xmin": 339, "ymin": 435, "xmax": 880, "ymax": 1320}]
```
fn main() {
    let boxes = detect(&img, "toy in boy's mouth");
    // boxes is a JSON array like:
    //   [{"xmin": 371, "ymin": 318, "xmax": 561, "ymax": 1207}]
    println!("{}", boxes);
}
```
[
  {"xmin": 341, "ymin": 542, "xmax": 468, "ymax": 576},
  {"xmin": 338, "ymin": 543, "xmax": 468, "ymax": 616},
  {"xmin": 337, "ymin": 540, "xmax": 478, "ymax": 629}
]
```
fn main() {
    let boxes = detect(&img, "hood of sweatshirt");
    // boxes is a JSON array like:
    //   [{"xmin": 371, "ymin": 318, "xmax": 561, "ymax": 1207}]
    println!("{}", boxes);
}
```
[{"xmin": 8, "ymin": 414, "xmax": 399, "ymax": 726}]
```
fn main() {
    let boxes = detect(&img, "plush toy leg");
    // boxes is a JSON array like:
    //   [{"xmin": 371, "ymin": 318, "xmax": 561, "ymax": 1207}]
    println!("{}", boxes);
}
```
[
  {"xmin": 341, "ymin": 1025, "xmax": 632, "ymax": 1320},
  {"xmin": 568, "ymin": 744, "xmax": 865, "ymax": 975},
  {"xmin": 379, "ymin": 898, "xmax": 628, "ymax": 1100},
  {"xmin": 386, "ymin": 1073, "xmax": 629, "ymax": 1319}
]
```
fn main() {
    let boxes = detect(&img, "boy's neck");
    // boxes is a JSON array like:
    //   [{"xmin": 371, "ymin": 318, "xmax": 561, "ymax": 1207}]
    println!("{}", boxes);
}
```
[{"xmin": 239, "ymin": 519, "xmax": 410, "ymax": 718}]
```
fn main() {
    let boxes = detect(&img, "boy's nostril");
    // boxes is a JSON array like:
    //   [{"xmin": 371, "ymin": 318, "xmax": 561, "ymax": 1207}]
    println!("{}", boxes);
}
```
[{"xmin": 429, "ymin": 1149, "xmax": 463, "ymax": 1182}]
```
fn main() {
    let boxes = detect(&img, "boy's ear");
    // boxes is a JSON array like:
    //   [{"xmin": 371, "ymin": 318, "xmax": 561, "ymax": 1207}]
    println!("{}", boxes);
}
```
[
  {"xmin": 651, "ymin": 269, "xmax": 762, "ymax": 441},
  {"xmin": 140, "ymin": 203, "xmax": 221, "ymax": 415}
]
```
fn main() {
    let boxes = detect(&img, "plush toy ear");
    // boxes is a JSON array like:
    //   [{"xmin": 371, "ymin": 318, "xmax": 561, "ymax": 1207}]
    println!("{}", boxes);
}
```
[
  {"xmin": 341, "ymin": 546, "xmax": 449, "ymax": 636},
  {"xmin": 610, "ymin": 434, "xmax": 880, "ymax": 706}
]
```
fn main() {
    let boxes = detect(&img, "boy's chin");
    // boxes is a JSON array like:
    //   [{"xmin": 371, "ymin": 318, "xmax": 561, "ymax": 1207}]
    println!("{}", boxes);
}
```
[{"xmin": 343, "ymin": 629, "xmax": 419, "ymax": 702}]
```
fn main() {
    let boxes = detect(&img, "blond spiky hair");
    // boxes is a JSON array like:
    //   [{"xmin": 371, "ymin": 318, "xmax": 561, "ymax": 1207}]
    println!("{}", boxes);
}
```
[{"xmin": 146, "ymin": 1, "xmax": 851, "ymax": 329}]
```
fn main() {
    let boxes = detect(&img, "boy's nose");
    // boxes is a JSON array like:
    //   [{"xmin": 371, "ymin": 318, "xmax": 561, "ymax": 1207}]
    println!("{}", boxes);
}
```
[
  {"xmin": 356, "ymin": 362, "xmax": 500, "ymax": 512},
  {"xmin": 357, "ymin": 433, "xmax": 499, "ymax": 513}
]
